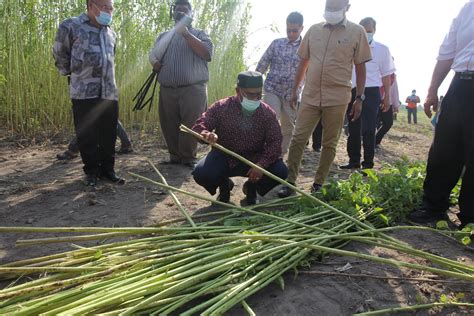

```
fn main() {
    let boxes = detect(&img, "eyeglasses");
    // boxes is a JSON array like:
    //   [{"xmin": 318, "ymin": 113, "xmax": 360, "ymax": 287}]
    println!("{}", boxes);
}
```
[
  {"xmin": 92, "ymin": 1, "xmax": 114, "ymax": 12},
  {"xmin": 241, "ymin": 90, "xmax": 262, "ymax": 101},
  {"xmin": 287, "ymin": 29, "xmax": 300, "ymax": 33}
]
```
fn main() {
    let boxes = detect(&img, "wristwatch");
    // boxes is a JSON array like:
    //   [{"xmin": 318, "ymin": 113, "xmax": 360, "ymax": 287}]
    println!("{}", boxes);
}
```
[{"xmin": 355, "ymin": 94, "xmax": 365, "ymax": 102}]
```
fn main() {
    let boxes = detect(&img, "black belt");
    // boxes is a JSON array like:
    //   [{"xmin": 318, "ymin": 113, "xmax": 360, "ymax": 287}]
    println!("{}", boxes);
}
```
[{"xmin": 455, "ymin": 71, "xmax": 474, "ymax": 80}]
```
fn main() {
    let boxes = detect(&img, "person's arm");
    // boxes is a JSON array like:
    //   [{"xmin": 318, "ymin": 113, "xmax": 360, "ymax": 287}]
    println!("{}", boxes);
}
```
[
  {"xmin": 149, "ymin": 33, "xmax": 166, "ymax": 72},
  {"xmin": 289, "ymin": 58, "xmax": 309, "ymax": 109},
  {"xmin": 177, "ymin": 26, "xmax": 212, "ymax": 61},
  {"xmin": 256, "ymin": 42, "xmax": 273, "ymax": 74},
  {"xmin": 381, "ymin": 74, "xmax": 392, "ymax": 112},
  {"xmin": 192, "ymin": 100, "xmax": 222, "ymax": 144},
  {"xmin": 424, "ymin": 59, "xmax": 453, "ymax": 118},
  {"xmin": 52, "ymin": 23, "xmax": 72, "ymax": 76},
  {"xmin": 350, "ymin": 62, "xmax": 366, "ymax": 121}
]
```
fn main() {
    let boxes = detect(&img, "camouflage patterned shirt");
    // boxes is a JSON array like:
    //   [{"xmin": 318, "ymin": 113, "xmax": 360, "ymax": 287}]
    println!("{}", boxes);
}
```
[{"xmin": 53, "ymin": 13, "xmax": 118, "ymax": 100}]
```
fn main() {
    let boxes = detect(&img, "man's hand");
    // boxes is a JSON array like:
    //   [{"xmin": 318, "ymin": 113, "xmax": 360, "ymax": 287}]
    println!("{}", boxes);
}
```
[
  {"xmin": 175, "ymin": 23, "xmax": 189, "ymax": 36},
  {"xmin": 382, "ymin": 97, "xmax": 391, "ymax": 112},
  {"xmin": 289, "ymin": 90, "xmax": 298, "ymax": 110},
  {"xmin": 200, "ymin": 130, "xmax": 218, "ymax": 144},
  {"xmin": 350, "ymin": 99, "xmax": 362, "ymax": 121},
  {"xmin": 424, "ymin": 90, "xmax": 439, "ymax": 118},
  {"xmin": 153, "ymin": 62, "xmax": 162, "ymax": 73},
  {"xmin": 247, "ymin": 167, "xmax": 263, "ymax": 183}
]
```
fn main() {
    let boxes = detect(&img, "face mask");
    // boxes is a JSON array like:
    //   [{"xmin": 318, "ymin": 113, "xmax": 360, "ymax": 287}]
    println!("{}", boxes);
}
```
[
  {"xmin": 96, "ymin": 11, "xmax": 112, "ymax": 26},
  {"xmin": 241, "ymin": 97, "xmax": 260, "ymax": 114},
  {"xmin": 366, "ymin": 32, "xmax": 374, "ymax": 44},
  {"xmin": 323, "ymin": 8, "xmax": 345, "ymax": 25}
]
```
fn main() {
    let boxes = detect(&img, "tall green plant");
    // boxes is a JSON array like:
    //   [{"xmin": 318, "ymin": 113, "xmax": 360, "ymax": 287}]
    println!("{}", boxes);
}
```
[{"xmin": 0, "ymin": 0, "xmax": 250, "ymax": 137}]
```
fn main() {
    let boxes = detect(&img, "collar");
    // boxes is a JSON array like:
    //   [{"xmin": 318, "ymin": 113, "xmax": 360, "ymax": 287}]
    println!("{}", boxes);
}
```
[
  {"xmin": 323, "ymin": 17, "xmax": 348, "ymax": 28},
  {"xmin": 79, "ymin": 13, "xmax": 90, "ymax": 23},
  {"xmin": 286, "ymin": 36, "xmax": 302, "ymax": 45}
]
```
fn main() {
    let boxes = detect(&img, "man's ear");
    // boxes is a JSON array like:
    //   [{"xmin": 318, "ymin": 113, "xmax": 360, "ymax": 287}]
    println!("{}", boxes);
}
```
[{"xmin": 346, "ymin": 4, "xmax": 351, "ymax": 12}]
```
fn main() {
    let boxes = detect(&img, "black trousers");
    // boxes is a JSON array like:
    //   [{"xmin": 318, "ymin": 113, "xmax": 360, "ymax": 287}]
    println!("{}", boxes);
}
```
[
  {"xmin": 312, "ymin": 121, "xmax": 323, "ymax": 150},
  {"xmin": 72, "ymin": 99, "xmax": 118, "ymax": 175},
  {"xmin": 68, "ymin": 120, "xmax": 131, "ymax": 153},
  {"xmin": 375, "ymin": 105, "xmax": 394, "ymax": 145},
  {"xmin": 346, "ymin": 87, "xmax": 381, "ymax": 168},
  {"xmin": 192, "ymin": 150, "xmax": 288, "ymax": 197},
  {"xmin": 423, "ymin": 73, "xmax": 474, "ymax": 225}
]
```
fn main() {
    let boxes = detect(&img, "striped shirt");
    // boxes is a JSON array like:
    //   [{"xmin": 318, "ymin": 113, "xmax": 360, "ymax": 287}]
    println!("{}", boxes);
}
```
[
  {"xmin": 192, "ymin": 96, "xmax": 282, "ymax": 168},
  {"xmin": 53, "ymin": 13, "xmax": 118, "ymax": 100},
  {"xmin": 149, "ymin": 27, "xmax": 213, "ymax": 87},
  {"xmin": 256, "ymin": 37, "xmax": 302, "ymax": 100}
]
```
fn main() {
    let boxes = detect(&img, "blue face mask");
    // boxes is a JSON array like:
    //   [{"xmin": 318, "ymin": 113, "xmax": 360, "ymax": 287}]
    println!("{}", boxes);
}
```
[
  {"xmin": 96, "ymin": 11, "xmax": 112, "ymax": 26},
  {"xmin": 241, "ymin": 97, "xmax": 260, "ymax": 114},
  {"xmin": 366, "ymin": 32, "xmax": 374, "ymax": 44}
]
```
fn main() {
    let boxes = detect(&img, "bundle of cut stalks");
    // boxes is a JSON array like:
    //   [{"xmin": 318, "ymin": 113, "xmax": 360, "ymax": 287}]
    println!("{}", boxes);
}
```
[{"xmin": 0, "ymin": 126, "xmax": 471, "ymax": 315}]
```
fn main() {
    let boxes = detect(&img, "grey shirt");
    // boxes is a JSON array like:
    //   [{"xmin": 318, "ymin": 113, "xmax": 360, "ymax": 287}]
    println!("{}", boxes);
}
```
[
  {"xmin": 53, "ymin": 13, "xmax": 118, "ymax": 100},
  {"xmin": 149, "ymin": 27, "xmax": 213, "ymax": 87}
]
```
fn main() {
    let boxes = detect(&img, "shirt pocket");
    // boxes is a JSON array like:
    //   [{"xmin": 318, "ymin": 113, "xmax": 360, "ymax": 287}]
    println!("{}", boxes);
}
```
[{"xmin": 331, "ymin": 37, "xmax": 354, "ymax": 65}]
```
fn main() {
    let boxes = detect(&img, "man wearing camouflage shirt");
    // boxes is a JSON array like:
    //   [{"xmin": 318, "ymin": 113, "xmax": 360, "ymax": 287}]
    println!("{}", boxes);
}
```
[{"xmin": 53, "ymin": 0, "xmax": 124, "ymax": 186}]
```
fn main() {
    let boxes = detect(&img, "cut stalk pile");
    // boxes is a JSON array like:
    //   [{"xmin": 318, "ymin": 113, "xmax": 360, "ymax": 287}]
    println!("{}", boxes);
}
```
[{"xmin": 0, "ymin": 128, "xmax": 472, "ymax": 314}]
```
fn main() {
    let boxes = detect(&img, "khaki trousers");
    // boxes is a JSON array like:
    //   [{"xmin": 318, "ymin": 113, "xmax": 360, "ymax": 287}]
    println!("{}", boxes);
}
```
[
  {"xmin": 159, "ymin": 83, "xmax": 207, "ymax": 163},
  {"xmin": 287, "ymin": 102, "xmax": 347, "ymax": 185},
  {"xmin": 263, "ymin": 91, "xmax": 297, "ymax": 155}
]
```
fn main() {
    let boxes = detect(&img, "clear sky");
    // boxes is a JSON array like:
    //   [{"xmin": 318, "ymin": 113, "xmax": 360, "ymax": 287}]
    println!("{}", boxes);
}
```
[{"xmin": 245, "ymin": 0, "xmax": 467, "ymax": 103}]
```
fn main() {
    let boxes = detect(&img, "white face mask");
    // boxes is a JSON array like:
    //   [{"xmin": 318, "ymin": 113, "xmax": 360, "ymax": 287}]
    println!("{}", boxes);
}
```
[{"xmin": 324, "ymin": 7, "xmax": 346, "ymax": 25}]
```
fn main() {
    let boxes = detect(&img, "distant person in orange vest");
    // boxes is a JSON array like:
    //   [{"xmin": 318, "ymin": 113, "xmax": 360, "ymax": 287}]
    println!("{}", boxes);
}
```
[{"xmin": 405, "ymin": 89, "xmax": 420, "ymax": 124}]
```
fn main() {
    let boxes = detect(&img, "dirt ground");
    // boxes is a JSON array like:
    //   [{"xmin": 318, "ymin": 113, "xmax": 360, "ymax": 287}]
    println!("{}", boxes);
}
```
[{"xmin": 0, "ymin": 113, "xmax": 473, "ymax": 315}]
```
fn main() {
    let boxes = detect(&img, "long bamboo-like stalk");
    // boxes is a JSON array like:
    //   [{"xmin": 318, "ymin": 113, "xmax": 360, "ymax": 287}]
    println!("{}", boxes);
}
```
[
  {"xmin": 147, "ymin": 158, "xmax": 197, "ymax": 228},
  {"xmin": 355, "ymin": 302, "xmax": 474, "ymax": 315}
]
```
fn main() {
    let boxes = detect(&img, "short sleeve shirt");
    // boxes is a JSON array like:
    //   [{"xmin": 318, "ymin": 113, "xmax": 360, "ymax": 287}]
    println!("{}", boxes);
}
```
[{"xmin": 298, "ymin": 19, "xmax": 371, "ymax": 107}]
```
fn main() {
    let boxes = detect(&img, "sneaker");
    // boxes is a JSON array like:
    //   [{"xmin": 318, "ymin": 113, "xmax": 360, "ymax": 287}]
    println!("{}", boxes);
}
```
[
  {"xmin": 339, "ymin": 163, "xmax": 361, "ymax": 170},
  {"xmin": 311, "ymin": 183, "xmax": 322, "ymax": 193},
  {"xmin": 217, "ymin": 179, "xmax": 234, "ymax": 203},
  {"xmin": 57, "ymin": 150, "xmax": 78, "ymax": 160},
  {"xmin": 277, "ymin": 183, "xmax": 295, "ymax": 198},
  {"xmin": 408, "ymin": 209, "xmax": 449, "ymax": 224}
]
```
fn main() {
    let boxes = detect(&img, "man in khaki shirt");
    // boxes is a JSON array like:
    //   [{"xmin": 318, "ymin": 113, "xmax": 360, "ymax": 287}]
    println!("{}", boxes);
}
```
[{"xmin": 279, "ymin": 0, "xmax": 371, "ymax": 197}]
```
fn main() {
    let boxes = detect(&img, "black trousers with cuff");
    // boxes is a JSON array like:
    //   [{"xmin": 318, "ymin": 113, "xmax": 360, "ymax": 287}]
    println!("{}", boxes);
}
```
[
  {"xmin": 346, "ymin": 87, "xmax": 381, "ymax": 168},
  {"xmin": 72, "ymin": 98, "xmax": 118, "ymax": 176},
  {"xmin": 422, "ymin": 73, "xmax": 474, "ymax": 225}
]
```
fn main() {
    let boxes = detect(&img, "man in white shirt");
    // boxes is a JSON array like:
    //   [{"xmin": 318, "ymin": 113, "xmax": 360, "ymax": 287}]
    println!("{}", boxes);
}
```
[
  {"xmin": 410, "ymin": 0, "xmax": 474, "ymax": 228},
  {"xmin": 340, "ymin": 17, "xmax": 395, "ymax": 169}
]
